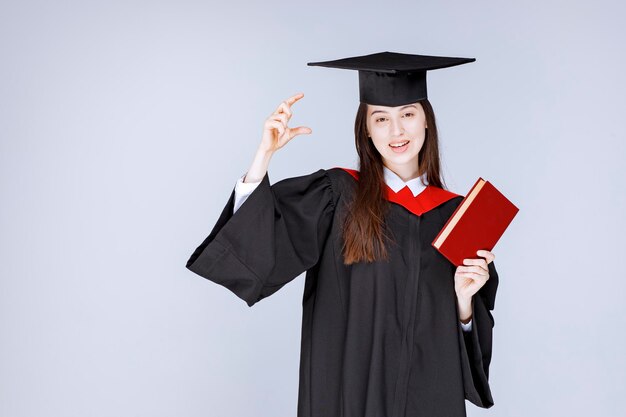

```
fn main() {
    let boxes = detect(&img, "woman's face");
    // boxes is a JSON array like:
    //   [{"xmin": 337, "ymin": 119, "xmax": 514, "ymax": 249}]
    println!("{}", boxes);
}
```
[{"xmin": 366, "ymin": 101, "xmax": 427, "ymax": 174}]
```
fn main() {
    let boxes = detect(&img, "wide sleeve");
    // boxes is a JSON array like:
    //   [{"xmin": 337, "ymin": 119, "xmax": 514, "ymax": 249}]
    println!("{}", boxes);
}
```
[
  {"xmin": 185, "ymin": 168, "xmax": 336, "ymax": 307},
  {"xmin": 233, "ymin": 172, "xmax": 261, "ymax": 213},
  {"xmin": 458, "ymin": 260, "xmax": 499, "ymax": 408}
]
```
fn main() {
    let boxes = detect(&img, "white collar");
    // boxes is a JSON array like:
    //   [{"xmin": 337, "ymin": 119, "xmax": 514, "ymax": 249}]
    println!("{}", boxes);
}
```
[{"xmin": 383, "ymin": 165, "xmax": 428, "ymax": 197}]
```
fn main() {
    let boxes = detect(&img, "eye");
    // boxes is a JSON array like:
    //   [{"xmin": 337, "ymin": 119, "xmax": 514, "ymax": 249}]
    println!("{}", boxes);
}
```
[
  {"xmin": 375, "ymin": 117, "xmax": 387, "ymax": 123},
  {"xmin": 403, "ymin": 112, "xmax": 414, "ymax": 118}
]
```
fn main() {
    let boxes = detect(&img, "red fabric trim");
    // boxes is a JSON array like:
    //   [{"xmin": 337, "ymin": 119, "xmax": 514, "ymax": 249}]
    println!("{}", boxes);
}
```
[{"xmin": 334, "ymin": 167, "xmax": 461, "ymax": 216}]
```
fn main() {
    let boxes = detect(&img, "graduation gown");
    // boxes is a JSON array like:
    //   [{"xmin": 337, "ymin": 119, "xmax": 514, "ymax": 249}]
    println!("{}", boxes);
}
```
[{"xmin": 186, "ymin": 167, "xmax": 499, "ymax": 417}]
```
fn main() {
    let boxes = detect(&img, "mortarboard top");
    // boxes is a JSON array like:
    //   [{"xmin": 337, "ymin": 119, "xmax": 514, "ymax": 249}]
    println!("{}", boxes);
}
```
[{"xmin": 307, "ymin": 51, "xmax": 475, "ymax": 107}]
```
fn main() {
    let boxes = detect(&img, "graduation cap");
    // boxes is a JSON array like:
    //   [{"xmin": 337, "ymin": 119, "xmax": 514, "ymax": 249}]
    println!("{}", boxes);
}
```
[{"xmin": 307, "ymin": 51, "xmax": 475, "ymax": 106}]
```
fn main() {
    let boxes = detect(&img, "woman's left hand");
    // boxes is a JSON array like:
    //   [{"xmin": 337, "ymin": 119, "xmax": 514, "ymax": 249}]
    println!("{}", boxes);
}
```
[{"xmin": 454, "ymin": 249, "xmax": 495, "ymax": 302}]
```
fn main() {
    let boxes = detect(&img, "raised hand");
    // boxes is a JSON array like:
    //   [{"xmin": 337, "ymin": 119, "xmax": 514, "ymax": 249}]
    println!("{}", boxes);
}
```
[{"xmin": 260, "ymin": 92, "xmax": 312, "ymax": 153}]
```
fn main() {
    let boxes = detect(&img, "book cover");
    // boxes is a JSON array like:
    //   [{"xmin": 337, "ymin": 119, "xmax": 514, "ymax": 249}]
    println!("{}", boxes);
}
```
[{"xmin": 432, "ymin": 178, "xmax": 519, "ymax": 266}]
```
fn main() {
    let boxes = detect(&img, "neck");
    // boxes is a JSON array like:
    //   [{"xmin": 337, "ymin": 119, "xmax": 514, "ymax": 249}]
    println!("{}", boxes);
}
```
[{"xmin": 384, "ymin": 162, "xmax": 422, "ymax": 183}]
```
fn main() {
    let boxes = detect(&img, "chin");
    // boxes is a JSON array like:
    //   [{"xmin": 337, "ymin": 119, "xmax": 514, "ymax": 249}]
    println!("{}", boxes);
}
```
[{"xmin": 387, "ymin": 151, "xmax": 419, "ymax": 164}]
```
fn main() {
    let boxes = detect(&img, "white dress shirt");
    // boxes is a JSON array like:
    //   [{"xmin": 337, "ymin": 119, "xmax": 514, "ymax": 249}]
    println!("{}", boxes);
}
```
[{"xmin": 231, "ymin": 167, "xmax": 474, "ymax": 332}]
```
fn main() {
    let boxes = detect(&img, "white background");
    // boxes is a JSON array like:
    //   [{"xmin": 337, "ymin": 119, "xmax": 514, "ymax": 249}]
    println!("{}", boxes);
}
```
[{"xmin": 1, "ymin": 0, "xmax": 624, "ymax": 416}]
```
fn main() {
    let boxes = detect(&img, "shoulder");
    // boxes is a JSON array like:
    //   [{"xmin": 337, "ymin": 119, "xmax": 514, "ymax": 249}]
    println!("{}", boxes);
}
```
[
  {"xmin": 427, "ymin": 188, "xmax": 464, "ymax": 221},
  {"xmin": 323, "ymin": 166, "xmax": 358, "ymax": 192},
  {"xmin": 326, "ymin": 166, "xmax": 358, "ymax": 180},
  {"xmin": 441, "ymin": 193, "xmax": 464, "ymax": 212}
]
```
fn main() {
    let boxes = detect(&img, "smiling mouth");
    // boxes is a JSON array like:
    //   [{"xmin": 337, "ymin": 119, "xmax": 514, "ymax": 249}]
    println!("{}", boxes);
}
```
[{"xmin": 389, "ymin": 140, "xmax": 410, "ymax": 148}]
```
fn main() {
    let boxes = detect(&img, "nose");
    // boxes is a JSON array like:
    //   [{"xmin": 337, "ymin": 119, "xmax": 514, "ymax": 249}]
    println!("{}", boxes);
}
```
[{"xmin": 391, "ymin": 116, "xmax": 404, "ymax": 137}]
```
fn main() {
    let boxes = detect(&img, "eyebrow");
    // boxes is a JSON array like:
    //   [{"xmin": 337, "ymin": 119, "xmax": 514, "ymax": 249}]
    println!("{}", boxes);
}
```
[{"xmin": 370, "ymin": 104, "xmax": 417, "ymax": 116}]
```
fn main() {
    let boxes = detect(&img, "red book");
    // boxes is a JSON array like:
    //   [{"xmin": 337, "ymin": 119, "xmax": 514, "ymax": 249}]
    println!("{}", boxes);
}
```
[{"xmin": 431, "ymin": 178, "xmax": 519, "ymax": 266}]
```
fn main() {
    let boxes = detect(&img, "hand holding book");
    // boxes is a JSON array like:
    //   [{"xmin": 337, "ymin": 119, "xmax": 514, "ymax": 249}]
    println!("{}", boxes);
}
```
[{"xmin": 454, "ymin": 249, "xmax": 495, "ymax": 310}]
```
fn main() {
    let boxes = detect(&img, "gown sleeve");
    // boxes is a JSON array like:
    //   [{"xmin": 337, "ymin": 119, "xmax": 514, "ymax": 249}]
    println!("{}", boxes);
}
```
[
  {"xmin": 460, "ymin": 319, "xmax": 472, "ymax": 332},
  {"xmin": 185, "ymin": 168, "xmax": 336, "ymax": 307},
  {"xmin": 458, "ymin": 260, "xmax": 499, "ymax": 408},
  {"xmin": 233, "ymin": 172, "xmax": 261, "ymax": 213}
]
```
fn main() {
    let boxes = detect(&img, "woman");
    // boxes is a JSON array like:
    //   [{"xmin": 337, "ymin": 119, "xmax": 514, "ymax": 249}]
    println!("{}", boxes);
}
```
[{"xmin": 186, "ymin": 52, "xmax": 499, "ymax": 417}]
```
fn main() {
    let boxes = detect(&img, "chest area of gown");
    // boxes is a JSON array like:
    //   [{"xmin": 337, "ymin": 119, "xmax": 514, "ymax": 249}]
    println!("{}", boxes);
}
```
[
  {"xmin": 331, "ymin": 203, "xmax": 457, "ymax": 306},
  {"xmin": 322, "ymin": 203, "xmax": 459, "ymax": 366}
]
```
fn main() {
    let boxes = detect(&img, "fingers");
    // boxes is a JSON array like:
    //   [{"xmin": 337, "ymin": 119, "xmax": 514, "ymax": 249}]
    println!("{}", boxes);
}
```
[
  {"xmin": 457, "ymin": 265, "xmax": 488, "ymax": 274},
  {"xmin": 290, "ymin": 126, "xmax": 313, "ymax": 136},
  {"xmin": 456, "ymin": 251, "xmax": 493, "ymax": 296},
  {"xmin": 274, "ymin": 101, "xmax": 292, "ymax": 119},
  {"xmin": 285, "ymin": 92, "xmax": 305, "ymax": 106},
  {"xmin": 455, "ymin": 268, "xmax": 488, "ymax": 284},
  {"xmin": 270, "ymin": 112, "xmax": 289, "ymax": 128},
  {"xmin": 265, "ymin": 122, "xmax": 311, "ymax": 142},
  {"xmin": 457, "ymin": 257, "xmax": 489, "ymax": 280},
  {"xmin": 266, "ymin": 120, "xmax": 285, "ymax": 137},
  {"xmin": 273, "ymin": 92, "xmax": 304, "ymax": 117},
  {"xmin": 456, "ymin": 260, "xmax": 488, "ymax": 272},
  {"xmin": 269, "ymin": 92, "xmax": 306, "ymax": 129},
  {"xmin": 463, "ymin": 253, "xmax": 487, "ymax": 266},
  {"xmin": 476, "ymin": 249, "xmax": 496, "ymax": 264}
]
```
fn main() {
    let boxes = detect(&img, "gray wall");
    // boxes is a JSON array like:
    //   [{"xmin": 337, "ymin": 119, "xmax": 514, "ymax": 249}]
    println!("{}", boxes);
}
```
[{"xmin": 1, "ymin": 0, "xmax": 624, "ymax": 416}]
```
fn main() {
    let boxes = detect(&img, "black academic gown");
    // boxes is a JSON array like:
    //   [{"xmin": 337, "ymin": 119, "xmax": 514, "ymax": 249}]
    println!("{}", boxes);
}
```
[{"xmin": 186, "ymin": 167, "xmax": 499, "ymax": 417}]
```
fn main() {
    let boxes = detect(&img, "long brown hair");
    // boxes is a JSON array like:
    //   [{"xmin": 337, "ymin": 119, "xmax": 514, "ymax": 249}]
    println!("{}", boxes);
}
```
[{"xmin": 341, "ymin": 98, "xmax": 448, "ymax": 265}]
